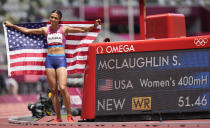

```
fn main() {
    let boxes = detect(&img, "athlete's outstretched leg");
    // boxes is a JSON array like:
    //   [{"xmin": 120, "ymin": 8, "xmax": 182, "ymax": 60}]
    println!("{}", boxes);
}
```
[
  {"xmin": 46, "ymin": 68, "xmax": 61, "ymax": 120},
  {"xmin": 56, "ymin": 67, "xmax": 73, "ymax": 121}
]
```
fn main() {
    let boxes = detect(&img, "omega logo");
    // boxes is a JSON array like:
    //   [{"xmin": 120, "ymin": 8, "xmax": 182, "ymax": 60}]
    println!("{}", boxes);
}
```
[
  {"xmin": 96, "ymin": 44, "xmax": 135, "ymax": 54},
  {"xmin": 96, "ymin": 46, "xmax": 104, "ymax": 54}
]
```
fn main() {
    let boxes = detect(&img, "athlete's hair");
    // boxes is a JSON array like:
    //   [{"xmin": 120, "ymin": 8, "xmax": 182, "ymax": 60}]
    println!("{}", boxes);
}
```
[{"xmin": 51, "ymin": 10, "xmax": 62, "ymax": 19}]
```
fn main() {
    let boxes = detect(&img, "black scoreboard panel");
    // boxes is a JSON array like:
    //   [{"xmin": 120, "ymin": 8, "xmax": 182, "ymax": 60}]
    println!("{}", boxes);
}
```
[{"xmin": 95, "ymin": 48, "xmax": 210, "ymax": 116}]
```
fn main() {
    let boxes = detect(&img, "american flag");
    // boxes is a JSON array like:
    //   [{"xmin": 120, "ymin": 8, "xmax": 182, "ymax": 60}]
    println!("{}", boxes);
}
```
[
  {"xmin": 98, "ymin": 79, "xmax": 113, "ymax": 91},
  {"xmin": 3, "ymin": 21, "xmax": 101, "ymax": 76}
]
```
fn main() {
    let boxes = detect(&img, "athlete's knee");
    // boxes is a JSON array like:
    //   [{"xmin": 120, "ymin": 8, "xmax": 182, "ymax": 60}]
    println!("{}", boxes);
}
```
[
  {"xmin": 51, "ymin": 87, "xmax": 58, "ymax": 95},
  {"xmin": 59, "ymin": 85, "xmax": 67, "ymax": 93}
]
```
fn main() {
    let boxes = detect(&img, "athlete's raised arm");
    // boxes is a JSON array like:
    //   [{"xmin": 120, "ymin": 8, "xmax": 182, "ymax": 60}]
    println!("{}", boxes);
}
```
[
  {"xmin": 63, "ymin": 19, "xmax": 101, "ymax": 34},
  {"xmin": 4, "ymin": 21, "xmax": 46, "ymax": 35}
]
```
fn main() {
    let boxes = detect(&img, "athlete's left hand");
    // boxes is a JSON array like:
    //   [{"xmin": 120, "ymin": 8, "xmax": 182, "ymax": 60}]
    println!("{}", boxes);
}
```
[{"xmin": 94, "ymin": 19, "xmax": 101, "ymax": 28}]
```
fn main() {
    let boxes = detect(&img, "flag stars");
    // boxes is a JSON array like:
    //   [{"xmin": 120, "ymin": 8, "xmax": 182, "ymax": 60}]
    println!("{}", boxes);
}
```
[{"xmin": 7, "ymin": 22, "xmax": 48, "ymax": 51}]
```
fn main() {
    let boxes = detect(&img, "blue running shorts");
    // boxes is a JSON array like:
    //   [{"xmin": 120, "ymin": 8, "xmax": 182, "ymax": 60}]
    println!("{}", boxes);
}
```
[{"xmin": 45, "ymin": 54, "xmax": 67, "ymax": 69}]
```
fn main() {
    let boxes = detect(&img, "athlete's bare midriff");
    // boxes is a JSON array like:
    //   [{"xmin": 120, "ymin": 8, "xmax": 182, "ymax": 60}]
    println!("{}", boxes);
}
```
[{"xmin": 48, "ymin": 47, "xmax": 65, "ymax": 55}]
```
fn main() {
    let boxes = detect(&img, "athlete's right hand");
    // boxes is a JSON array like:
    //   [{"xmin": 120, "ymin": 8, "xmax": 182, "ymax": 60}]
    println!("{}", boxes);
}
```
[{"xmin": 4, "ymin": 21, "xmax": 14, "ymax": 27}]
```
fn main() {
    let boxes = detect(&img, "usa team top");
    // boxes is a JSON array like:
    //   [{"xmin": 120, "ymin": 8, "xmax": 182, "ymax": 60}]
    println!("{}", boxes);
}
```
[{"xmin": 46, "ymin": 25, "xmax": 66, "ymax": 48}]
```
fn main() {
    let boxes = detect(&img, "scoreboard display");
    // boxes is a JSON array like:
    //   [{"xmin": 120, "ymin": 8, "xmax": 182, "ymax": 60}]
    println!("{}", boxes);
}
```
[
  {"xmin": 81, "ymin": 36, "xmax": 210, "ymax": 120},
  {"xmin": 95, "ymin": 49, "xmax": 210, "ymax": 116}
]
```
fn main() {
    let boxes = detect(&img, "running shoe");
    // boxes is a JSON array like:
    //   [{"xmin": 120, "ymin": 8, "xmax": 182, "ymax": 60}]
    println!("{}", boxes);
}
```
[
  {"xmin": 67, "ymin": 115, "xmax": 74, "ymax": 122},
  {"xmin": 53, "ymin": 118, "xmax": 62, "ymax": 122}
]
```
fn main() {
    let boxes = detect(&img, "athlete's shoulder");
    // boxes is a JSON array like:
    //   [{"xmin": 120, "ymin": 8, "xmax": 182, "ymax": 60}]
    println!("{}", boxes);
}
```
[
  {"xmin": 40, "ymin": 26, "xmax": 48, "ymax": 34},
  {"xmin": 62, "ymin": 25, "xmax": 71, "ymax": 29},
  {"xmin": 62, "ymin": 25, "xmax": 72, "ymax": 33}
]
